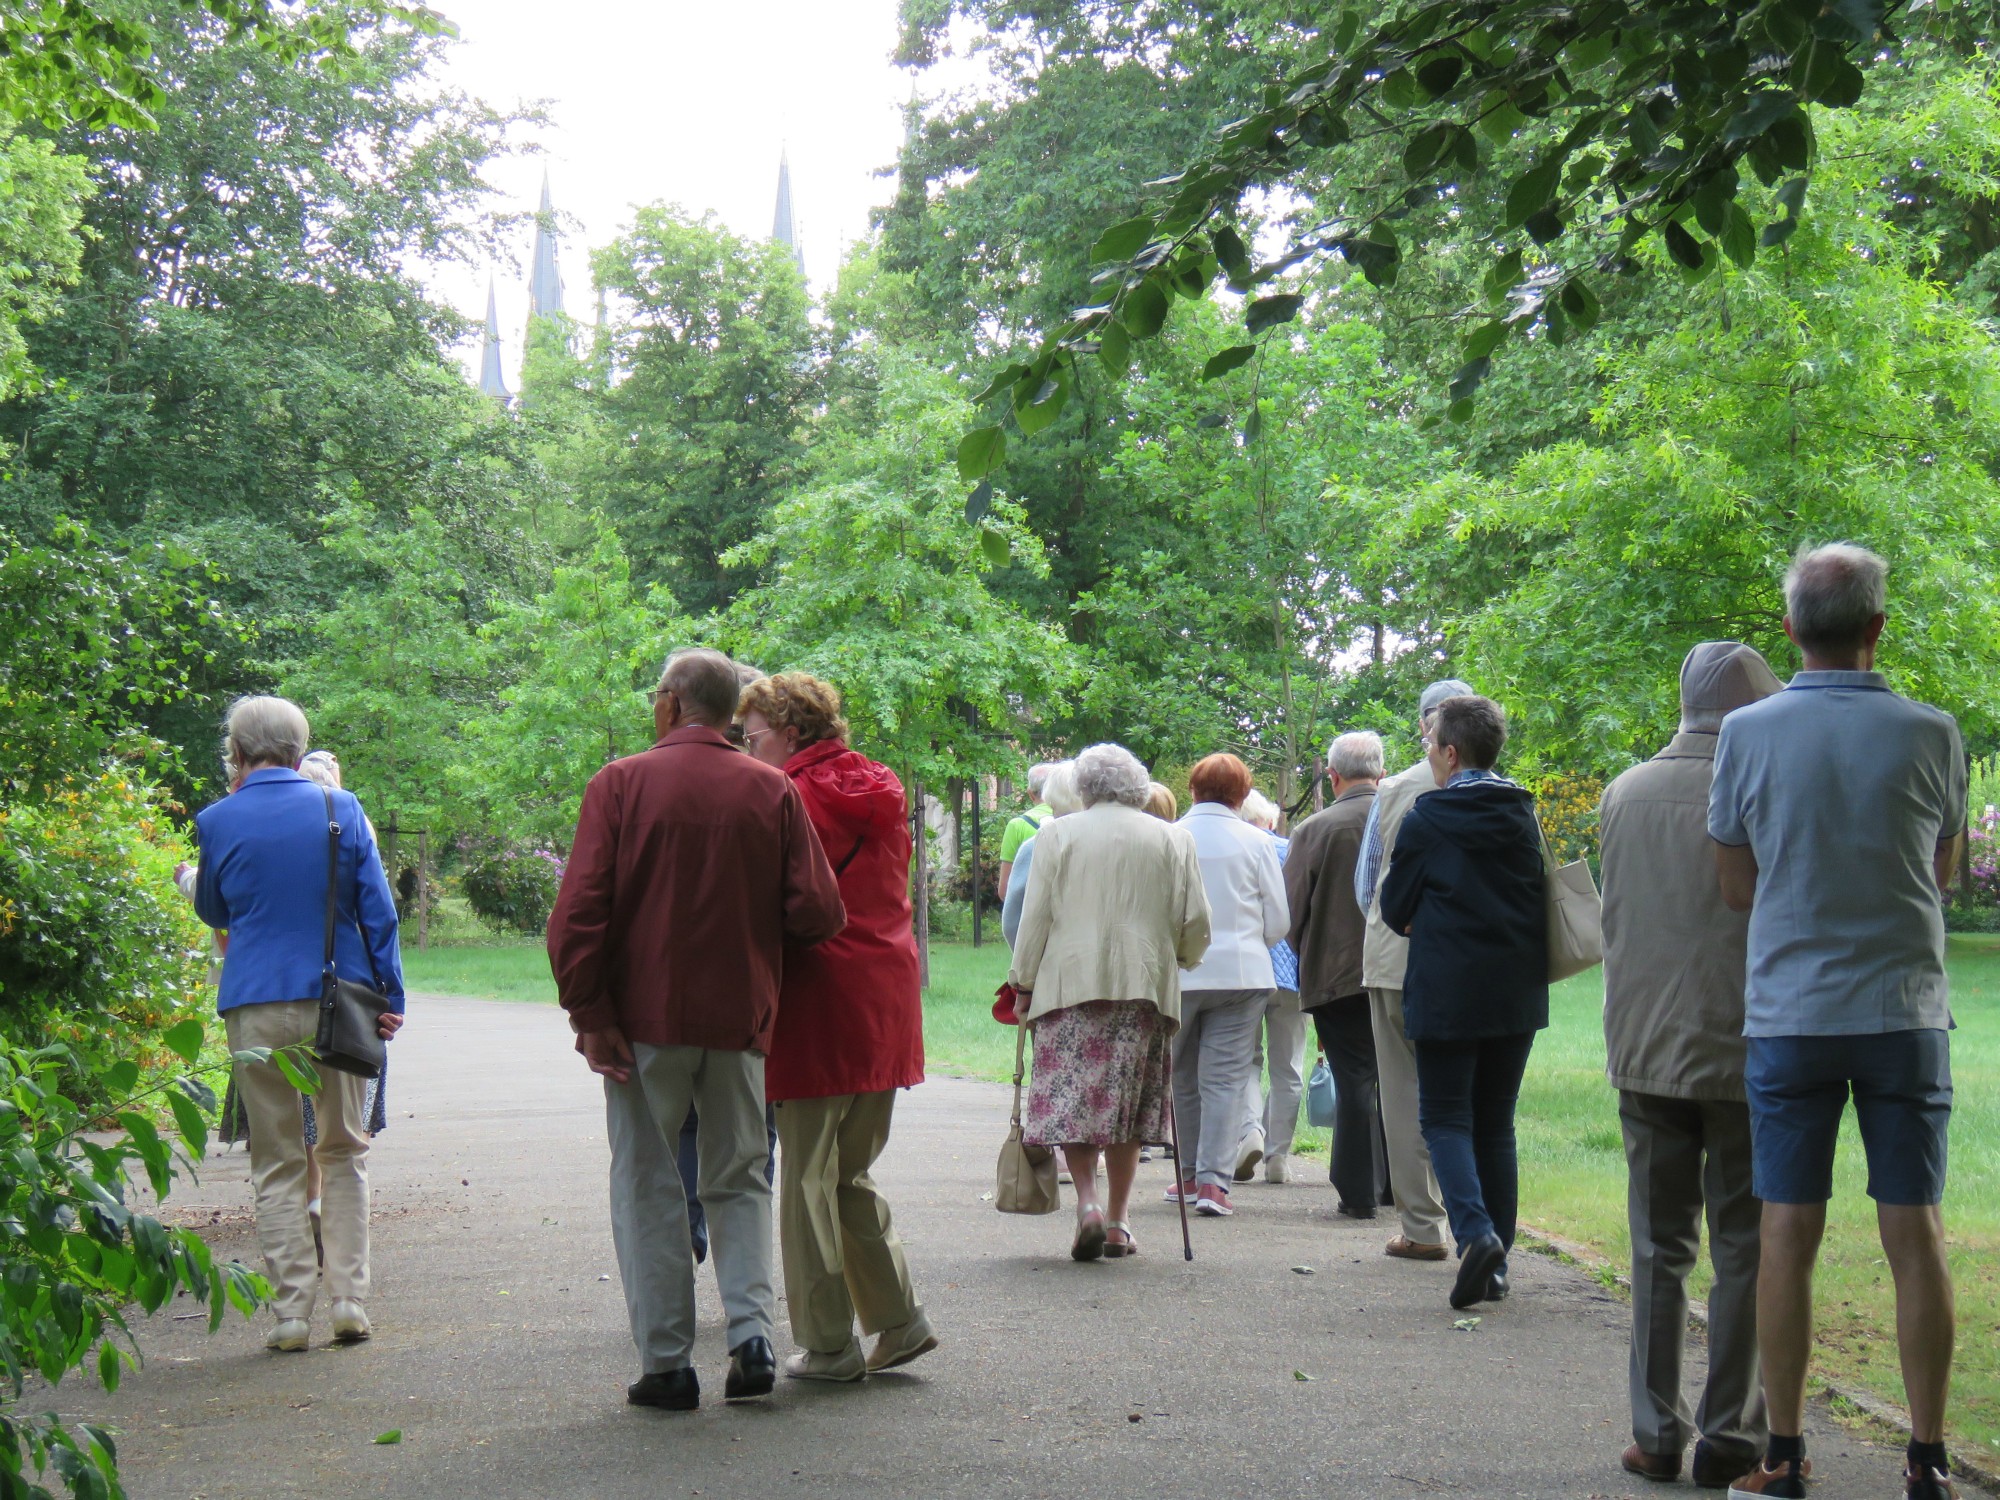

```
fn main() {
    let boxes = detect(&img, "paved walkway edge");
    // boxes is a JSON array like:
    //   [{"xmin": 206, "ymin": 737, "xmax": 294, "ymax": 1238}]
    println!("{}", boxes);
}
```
[{"xmin": 1516, "ymin": 1223, "xmax": 2000, "ymax": 1495}]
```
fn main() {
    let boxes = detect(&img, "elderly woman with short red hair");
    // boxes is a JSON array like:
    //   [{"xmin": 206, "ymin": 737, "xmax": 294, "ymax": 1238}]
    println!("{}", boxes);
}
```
[
  {"xmin": 738, "ymin": 672, "xmax": 935, "ymax": 1382},
  {"xmin": 1171, "ymin": 753, "xmax": 1289, "ymax": 1217}
]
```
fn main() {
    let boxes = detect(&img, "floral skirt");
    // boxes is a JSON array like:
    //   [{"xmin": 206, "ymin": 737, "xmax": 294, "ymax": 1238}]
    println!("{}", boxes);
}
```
[{"xmin": 1025, "ymin": 1000, "xmax": 1172, "ymax": 1148}]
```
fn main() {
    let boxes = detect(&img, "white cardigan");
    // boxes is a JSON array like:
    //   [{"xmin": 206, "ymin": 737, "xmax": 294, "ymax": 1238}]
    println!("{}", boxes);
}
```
[
  {"xmin": 1178, "ymin": 802, "xmax": 1289, "ymax": 990},
  {"xmin": 1006, "ymin": 802, "xmax": 1212, "ymax": 1026}
]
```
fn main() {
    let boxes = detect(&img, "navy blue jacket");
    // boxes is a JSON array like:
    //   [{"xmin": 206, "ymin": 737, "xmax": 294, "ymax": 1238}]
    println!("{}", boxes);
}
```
[
  {"xmin": 195, "ymin": 768, "xmax": 405, "ymax": 1014},
  {"xmin": 1378, "ymin": 775, "xmax": 1548, "ymax": 1041}
]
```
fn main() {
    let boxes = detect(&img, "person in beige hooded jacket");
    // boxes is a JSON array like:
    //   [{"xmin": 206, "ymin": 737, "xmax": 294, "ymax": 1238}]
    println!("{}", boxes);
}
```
[{"xmin": 1599, "ymin": 641, "xmax": 1783, "ymax": 1490}]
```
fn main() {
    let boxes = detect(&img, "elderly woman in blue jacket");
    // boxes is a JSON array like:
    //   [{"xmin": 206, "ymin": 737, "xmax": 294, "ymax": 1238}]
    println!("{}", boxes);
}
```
[
  {"xmin": 1380, "ymin": 694, "xmax": 1547, "ymax": 1312},
  {"xmin": 194, "ymin": 696, "xmax": 404, "ymax": 1353}
]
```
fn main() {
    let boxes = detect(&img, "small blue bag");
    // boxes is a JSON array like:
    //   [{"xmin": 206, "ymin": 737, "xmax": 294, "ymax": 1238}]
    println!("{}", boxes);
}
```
[{"xmin": 1306, "ymin": 1055, "xmax": 1337, "ymax": 1129}]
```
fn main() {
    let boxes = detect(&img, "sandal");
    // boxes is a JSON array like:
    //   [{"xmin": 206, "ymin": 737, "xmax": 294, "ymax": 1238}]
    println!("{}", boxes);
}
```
[
  {"xmin": 1103, "ymin": 1221, "xmax": 1138, "ymax": 1258},
  {"xmin": 1071, "ymin": 1205, "xmax": 1107, "ymax": 1262}
]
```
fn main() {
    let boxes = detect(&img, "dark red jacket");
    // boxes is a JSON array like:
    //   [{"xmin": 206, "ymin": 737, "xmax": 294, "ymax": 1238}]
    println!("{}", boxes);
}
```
[
  {"xmin": 764, "ymin": 740, "xmax": 925, "ymax": 1101},
  {"xmin": 547, "ymin": 726, "xmax": 845, "ymax": 1053}
]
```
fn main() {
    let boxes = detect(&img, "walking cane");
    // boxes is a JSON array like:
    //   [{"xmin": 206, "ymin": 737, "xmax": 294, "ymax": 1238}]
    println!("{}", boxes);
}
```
[{"xmin": 1164, "ymin": 1051, "xmax": 1192, "ymax": 1261}]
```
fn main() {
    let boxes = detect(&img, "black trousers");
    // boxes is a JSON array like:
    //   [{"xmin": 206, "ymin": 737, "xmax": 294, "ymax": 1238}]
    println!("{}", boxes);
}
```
[{"xmin": 1310, "ymin": 994, "xmax": 1390, "ymax": 1213}]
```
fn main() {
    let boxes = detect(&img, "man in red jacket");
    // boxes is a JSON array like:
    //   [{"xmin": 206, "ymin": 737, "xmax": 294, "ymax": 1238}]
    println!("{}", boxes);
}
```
[{"xmin": 547, "ymin": 648, "xmax": 845, "ymax": 1412}]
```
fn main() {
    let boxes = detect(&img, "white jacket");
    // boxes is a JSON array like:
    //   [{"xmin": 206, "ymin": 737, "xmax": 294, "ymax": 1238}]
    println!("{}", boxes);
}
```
[{"xmin": 1179, "ymin": 802, "xmax": 1289, "ymax": 990}]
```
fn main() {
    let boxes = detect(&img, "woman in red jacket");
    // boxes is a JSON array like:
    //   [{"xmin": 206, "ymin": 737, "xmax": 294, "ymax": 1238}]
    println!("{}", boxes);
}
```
[{"xmin": 738, "ymin": 672, "xmax": 935, "ymax": 1383}]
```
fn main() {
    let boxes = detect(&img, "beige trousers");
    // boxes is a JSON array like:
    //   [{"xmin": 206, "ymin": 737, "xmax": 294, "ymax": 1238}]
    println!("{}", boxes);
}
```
[
  {"xmin": 1367, "ymin": 986, "xmax": 1446, "ymax": 1246},
  {"xmin": 225, "ymin": 1000, "xmax": 371, "ymax": 1320},
  {"xmin": 773, "ymin": 1089, "xmax": 920, "ymax": 1354}
]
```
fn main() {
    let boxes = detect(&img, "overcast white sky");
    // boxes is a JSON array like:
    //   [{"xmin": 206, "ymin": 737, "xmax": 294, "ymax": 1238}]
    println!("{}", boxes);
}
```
[{"xmin": 426, "ymin": 0, "xmax": 930, "ymax": 385}]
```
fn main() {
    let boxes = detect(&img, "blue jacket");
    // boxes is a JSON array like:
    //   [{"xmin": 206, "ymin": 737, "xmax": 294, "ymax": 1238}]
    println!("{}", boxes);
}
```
[
  {"xmin": 1378, "ymin": 774, "xmax": 1547, "ymax": 1041},
  {"xmin": 194, "ymin": 768, "xmax": 405, "ymax": 1014}
]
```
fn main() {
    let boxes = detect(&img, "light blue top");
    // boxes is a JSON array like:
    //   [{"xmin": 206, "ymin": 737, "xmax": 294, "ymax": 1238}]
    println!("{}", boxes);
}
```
[
  {"xmin": 1708, "ymin": 670, "xmax": 1964, "ymax": 1037},
  {"xmin": 1001, "ymin": 834, "xmax": 1036, "ymax": 949},
  {"xmin": 195, "ymin": 768, "xmax": 405, "ymax": 1014},
  {"xmin": 1266, "ymin": 831, "xmax": 1299, "ymax": 992}
]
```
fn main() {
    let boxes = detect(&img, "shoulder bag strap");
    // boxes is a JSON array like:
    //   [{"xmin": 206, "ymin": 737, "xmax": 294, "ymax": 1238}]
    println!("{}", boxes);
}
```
[
  {"xmin": 322, "ymin": 788, "xmax": 341, "ymax": 983},
  {"xmin": 1009, "ymin": 1016, "xmax": 1030, "ymax": 1128},
  {"xmin": 835, "ymin": 834, "xmax": 866, "ymax": 876}
]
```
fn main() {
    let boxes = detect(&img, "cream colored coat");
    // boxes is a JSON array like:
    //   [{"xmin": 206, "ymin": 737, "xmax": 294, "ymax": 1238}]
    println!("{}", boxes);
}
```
[{"xmin": 1007, "ymin": 801, "xmax": 1212, "ymax": 1027}]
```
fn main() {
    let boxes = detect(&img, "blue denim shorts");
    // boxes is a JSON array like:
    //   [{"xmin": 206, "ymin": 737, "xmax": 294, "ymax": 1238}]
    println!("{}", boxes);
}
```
[{"xmin": 1744, "ymin": 1030, "xmax": 1951, "ymax": 1206}]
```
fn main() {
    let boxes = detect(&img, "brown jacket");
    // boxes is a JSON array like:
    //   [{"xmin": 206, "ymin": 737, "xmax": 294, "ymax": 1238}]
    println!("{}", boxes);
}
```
[
  {"xmin": 1284, "ymin": 785, "xmax": 1376, "ymax": 1007},
  {"xmin": 1598, "ymin": 733, "xmax": 1749, "ymax": 1101},
  {"xmin": 547, "ymin": 726, "xmax": 845, "ymax": 1053}
]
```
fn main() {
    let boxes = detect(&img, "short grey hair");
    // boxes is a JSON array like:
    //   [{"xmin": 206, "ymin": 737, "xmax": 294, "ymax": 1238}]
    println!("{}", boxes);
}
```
[
  {"xmin": 1073, "ymin": 743, "xmax": 1151, "ymax": 809},
  {"xmin": 1239, "ymin": 789, "xmax": 1279, "ymax": 830},
  {"xmin": 658, "ymin": 647, "xmax": 742, "ymax": 725},
  {"xmin": 1785, "ymin": 543, "xmax": 1888, "ymax": 651},
  {"xmin": 1327, "ymin": 731, "xmax": 1385, "ymax": 780},
  {"xmin": 299, "ymin": 750, "xmax": 343, "ymax": 790},
  {"xmin": 1026, "ymin": 761, "xmax": 1060, "ymax": 797},
  {"xmin": 224, "ymin": 695, "xmax": 309, "ymax": 774},
  {"xmin": 1043, "ymin": 760, "xmax": 1083, "ymax": 817}
]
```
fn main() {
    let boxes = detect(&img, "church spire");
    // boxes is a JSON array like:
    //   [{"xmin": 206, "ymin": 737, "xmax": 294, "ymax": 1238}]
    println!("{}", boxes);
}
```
[
  {"xmin": 478, "ymin": 277, "xmax": 509, "ymax": 403},
  {"xmin": 529, "ymin": 169, "xmax": 564, "ymax": 320},
  {"xmin": 772, "ymin": 148, "xmax": 804, "ymax": 275}
]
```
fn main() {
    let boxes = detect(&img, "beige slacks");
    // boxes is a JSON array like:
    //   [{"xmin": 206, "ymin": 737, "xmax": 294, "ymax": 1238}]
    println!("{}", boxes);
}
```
[
  {"xmin": 1367, "ymin": 986, "xmax": 1446, "ymax": 1246},
  {"xmin": 225, "ymin": 1000, "xmax": 371, "ymax": 1320},
  {"xmin": 774, "ymin": 1089, "xmax": 921, "ymax": 1354}
]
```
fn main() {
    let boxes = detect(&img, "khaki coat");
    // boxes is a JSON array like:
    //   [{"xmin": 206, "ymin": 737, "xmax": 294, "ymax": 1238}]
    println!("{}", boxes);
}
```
[
  {"xmin": 1598, "ymin": 733, "xmax": 1750, "ymax": 1101},
  {"xmin": 1359, "ymin": 759, "xmax": 1436, "ymax": 992}
]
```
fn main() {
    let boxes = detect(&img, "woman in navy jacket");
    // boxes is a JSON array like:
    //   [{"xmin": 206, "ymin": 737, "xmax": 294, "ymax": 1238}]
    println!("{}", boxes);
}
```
[
  {"xmin": 194, "ymin": 696, "xmax": 404, "ymax": 1352},
  {"xmin": 1379, "ymin": 694, "xmax": 1547, "ymax": 1312}
]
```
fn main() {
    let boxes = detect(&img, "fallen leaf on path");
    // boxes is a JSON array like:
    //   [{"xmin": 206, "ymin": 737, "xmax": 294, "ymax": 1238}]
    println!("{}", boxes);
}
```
[
  {"xmin": 374, "ymin": 1431, "xmax": 401, "ymax": 1445},
  {"xmin": 1292, "ymin": 1370, "xmax": 1315, "ymax": 1382},
  {"xmin": 1291, "ymin": 1265, "xmax": 1314, "ymax": 1276},
  {"xmin": 1452, "ymin": 1317, "xmax": 1481, "ymax": 1331}
]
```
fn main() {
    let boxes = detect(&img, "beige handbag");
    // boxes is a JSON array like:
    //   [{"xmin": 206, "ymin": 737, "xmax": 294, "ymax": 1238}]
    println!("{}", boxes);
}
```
[
  {"xmin": 1539, "ymin": 818, "xmax": 1604, "ymax": 982},
  {"xmin": 995, "ymin": 1019, "xmax": 1060, "ymax": 1214}
]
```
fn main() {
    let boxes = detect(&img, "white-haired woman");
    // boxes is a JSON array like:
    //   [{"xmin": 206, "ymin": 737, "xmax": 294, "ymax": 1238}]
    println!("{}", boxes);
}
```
[
  {"xmin": 1233, "ymin": 789, "xmax": 1306, "ymax": 1184},
  {"xmin": 1008, "ymin": 744, "xmax": 1211, "ymax": 1260},
  {"xmin": 193, "ymin": 696, "xmax": 404, "ymax": 1352},
  {"xmin": 1000, "ymin": 761, "xmax": 1080, "ymax": 949}
]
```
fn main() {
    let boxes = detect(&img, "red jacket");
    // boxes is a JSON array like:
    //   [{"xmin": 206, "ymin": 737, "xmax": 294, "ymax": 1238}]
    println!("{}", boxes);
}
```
[
  {"xmin": 547, "ymin": 726, "xmax": 845, "ymax": 1053},
  {"xmin": 764, "ymin": 740, "xmax": 925, "ymax": 1101}
]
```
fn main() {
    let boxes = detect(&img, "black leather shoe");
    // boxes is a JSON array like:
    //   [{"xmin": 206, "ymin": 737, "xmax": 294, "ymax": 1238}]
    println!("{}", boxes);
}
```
[
  {"xmin": 1486, "ymin": 1266, "xmax": 1510, "ymax": 1301},
  {"xmin": 627, "ymin": 1368, "xmax": 699, "ymax": 1411},
  {"xmin": 725, "ymin": 1335, "xmax": 777, "ymax": 1401},
  {"xmin": 1450, "ymin": 1233, "xmax": 1506, "ymax": 1310},
  {"xmin": 1690, "ymin": 1439, "xmax": 1758, "ymax": 1490},
  {"xmin": 1335, "ymin": 1200, "xmax": 1378, "ymax": 1220}
]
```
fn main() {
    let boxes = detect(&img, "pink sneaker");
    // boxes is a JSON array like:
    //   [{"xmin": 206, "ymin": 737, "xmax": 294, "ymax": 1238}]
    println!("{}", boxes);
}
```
[
  {"xmin": 1194, "ymin": 1184, "xmax": 1234, "ymax": 1217},
  {"xmin": 1163, "ymin": 1178, "xmax": 1196, "ymax": 1204}
]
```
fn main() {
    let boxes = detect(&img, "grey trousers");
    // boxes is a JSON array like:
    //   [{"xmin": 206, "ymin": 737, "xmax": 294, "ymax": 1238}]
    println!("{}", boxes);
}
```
[
  {"xmin": 604, "ymin": 1044, "xmax": 775, "ymax": 1374},
  {"xmin": 1620, "ymin": 1090, "xmax": 1766, "ymax": 1461},
  {"xmin": 1172, "ymin": 988, "xmax": 1267, "ymax": 1188},
  {"xmin": 1238, "ymin": 992, "xmax": 1309, "ymax": 1160},
  {"xmin": 1368, "ymin": 986, "xmax": 1446, "ymax": 1244}
]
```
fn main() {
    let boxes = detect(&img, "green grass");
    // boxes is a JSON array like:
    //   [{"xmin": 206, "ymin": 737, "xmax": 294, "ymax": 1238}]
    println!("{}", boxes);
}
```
[{"xmin": 396, "ymin": 932, "xmax": 2000, "ymax": 1457}]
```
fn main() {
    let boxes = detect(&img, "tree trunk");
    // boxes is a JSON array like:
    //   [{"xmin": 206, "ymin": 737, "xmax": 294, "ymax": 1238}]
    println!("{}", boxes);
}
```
[{"xmin": 911, "ymin": 771, "xmax": 930, "ymax": 989}]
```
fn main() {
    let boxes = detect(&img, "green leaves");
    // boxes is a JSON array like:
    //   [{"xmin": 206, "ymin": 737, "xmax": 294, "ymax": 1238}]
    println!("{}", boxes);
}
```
[
  {"xmin": 957, "ymin": 426, "xmax": 1007, "ymax": 483},
  {"xmin": 162, "ymin": 1019, "xmax": 204, "ymax": 1067},
  {"xmin": 1123, "ymin": 280, "xmax": 1170, "ymax": 339},
  {"xmin": 1090, "ymin": 216, "xmax": 1156, "ymax": 265},
  {"xmin": 978, "ymin": 527, "xmax": 1012, "ymax": 566},
  {"xmin": 1244, "ymin": 294, "xmax": 1303, "ymax": 335},
  {"xmin": 1202, "ymin": 344, "xmax": 1258, "ymax": 381}
]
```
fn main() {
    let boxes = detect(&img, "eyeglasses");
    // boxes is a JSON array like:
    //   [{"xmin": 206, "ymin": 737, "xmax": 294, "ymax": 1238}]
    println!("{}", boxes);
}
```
[
  {"xmin": 741, "ymin": 727, "xmax": 776, "ymax": 746},
  {"xmin": 645, "ymin": 688, "xmax": 675, "ymax": 707}
]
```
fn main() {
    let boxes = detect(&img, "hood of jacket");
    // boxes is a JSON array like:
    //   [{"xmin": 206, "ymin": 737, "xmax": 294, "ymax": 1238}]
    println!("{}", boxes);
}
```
[
  {"xmin": 1420, "ymin": 776, "xmax": 1539, "ymax": 850},
  {"xmin": 784, "ymin": 739, "xmax": 905, "ymax": 842}
]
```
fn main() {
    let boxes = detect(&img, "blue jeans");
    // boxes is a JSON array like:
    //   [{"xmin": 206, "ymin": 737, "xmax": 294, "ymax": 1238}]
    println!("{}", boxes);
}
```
[{"xmin": 1413, "ymin": 1031, "xmax": 1537, "ymax": 1260}]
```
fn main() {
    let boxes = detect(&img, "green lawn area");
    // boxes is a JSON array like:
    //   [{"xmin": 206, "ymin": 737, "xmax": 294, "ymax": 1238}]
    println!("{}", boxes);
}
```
[{"xmin": 400, "ymin": 932, "xmax": 1999, "ymax": 1458}]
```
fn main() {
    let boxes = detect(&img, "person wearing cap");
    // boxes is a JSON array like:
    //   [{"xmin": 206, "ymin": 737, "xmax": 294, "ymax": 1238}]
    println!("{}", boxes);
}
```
[
  {"xmin": 1349, "ymin": 680, "xmax": 1470, "ymax": 1261},
  {"xmin": 1709, "ymin": 546, "xmax": 1967, "ymax": 1500},
  {"xmin": 1600, "ymin": 643, "xmax": 1784, "ymax": 1491},
  {"xmin": 998, "ymin": 762, "xmax": 1059, "ymax": 902}
]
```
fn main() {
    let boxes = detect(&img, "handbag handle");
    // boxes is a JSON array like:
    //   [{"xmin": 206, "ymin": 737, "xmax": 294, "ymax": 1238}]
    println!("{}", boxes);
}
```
[
  {"xmin": 321, "ymin": 787, "xmax": 341, "ymax": 986},
  {"xmin": 1009, "ymin": 1016, "xmax": 1029, "ymax": 1129}
]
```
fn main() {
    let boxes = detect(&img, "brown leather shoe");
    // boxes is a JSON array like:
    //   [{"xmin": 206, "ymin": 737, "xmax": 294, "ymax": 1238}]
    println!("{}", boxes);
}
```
[
  {"xmin": 1623, "ymin": 1443, "xmax": 1683, "ymax": 1482},
  {"xmin": 1384, "ymin": 1235, "xmax": 1449, "ymax": 1261}
]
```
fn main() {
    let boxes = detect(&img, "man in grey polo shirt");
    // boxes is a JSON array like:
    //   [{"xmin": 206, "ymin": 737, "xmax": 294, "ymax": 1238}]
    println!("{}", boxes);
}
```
[{"xmin": 1708, "ymin": 545, "xmax": 1967, "ymax": 1500}]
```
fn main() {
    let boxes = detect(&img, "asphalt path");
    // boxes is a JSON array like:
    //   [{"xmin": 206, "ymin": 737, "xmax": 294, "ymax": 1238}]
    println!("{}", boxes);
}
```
[{"xmin": 62, "ymin": 994, "xmax": 1911, "ymax": 1499}]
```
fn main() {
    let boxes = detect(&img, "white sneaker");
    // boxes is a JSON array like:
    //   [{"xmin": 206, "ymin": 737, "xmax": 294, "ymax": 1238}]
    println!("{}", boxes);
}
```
[
  {"xmin": 1265, "ymin": 1154, "xmax": 1289, "ymax": 1184},
  {"xmin": 266, "ymin": 1319, "xmax": 309, "ymax": 1352},
  {"xmin": 785, "ymin": 1340, "xmax": 866, "ymax": 1382},
  {"xmin": 330, "ymin": 1298, "xmax": 370, "ymax": 1343},
  {"xmin": 1233, "ymin": 1131, "xmax": 1265, "ymax": 1183}
]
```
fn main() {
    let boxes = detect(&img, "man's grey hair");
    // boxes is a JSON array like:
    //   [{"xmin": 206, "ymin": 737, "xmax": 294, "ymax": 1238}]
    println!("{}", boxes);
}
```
[
  {"xmin": 658, "ymin": 647, "xmax": 742, "ymax": 725},
  {"xmin": 223, "ymin": 695, "xmax": 310, "ymax": 774},
  {"xmin": 1043, "ymin": 760, "xmax": 1084, "ymax": 817},
  {"xmin": 1026, "ymin": 761, "xmax": 1060, "ymax": 798},
  {"xmin": 299, "ymin": 749, "xmax": 343, "ymax": 790},
  {"xmin": 1072, "ymin": 744, "xmax": 1151, "ymax": 808},
  {"xmin": 733, "ymin": 661, "xmax": 767, "ymax": 687},
  {"xmin": 1785, "ymin": 543, "xmax": 1888, "ymax": 651},
  {"xmin": 1326, "ymin": 730, "xmax": 1385, "ymax": 781},
  {"xmin": 1239, "ymin": 789, "xmax": 1280, "ymax": 830}
]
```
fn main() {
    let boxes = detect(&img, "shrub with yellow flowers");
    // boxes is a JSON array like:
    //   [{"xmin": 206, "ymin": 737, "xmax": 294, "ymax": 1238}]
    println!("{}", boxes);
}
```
[{"xmin": 1521, "ymin": 771, "xmax": 1606, "ymax": 872}]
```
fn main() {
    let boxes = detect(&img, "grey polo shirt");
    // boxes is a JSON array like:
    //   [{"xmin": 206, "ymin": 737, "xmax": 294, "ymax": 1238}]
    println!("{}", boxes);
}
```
[{"xmin": 1708, "ymin": 670, "xmax": 1965, "ymax": 1037}]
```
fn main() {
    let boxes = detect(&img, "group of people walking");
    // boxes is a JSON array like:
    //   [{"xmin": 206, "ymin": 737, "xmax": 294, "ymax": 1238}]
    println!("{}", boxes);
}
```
[{"xmin": 184, "ymin": 544, "xmax": 1967, "ymax": 1500}]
